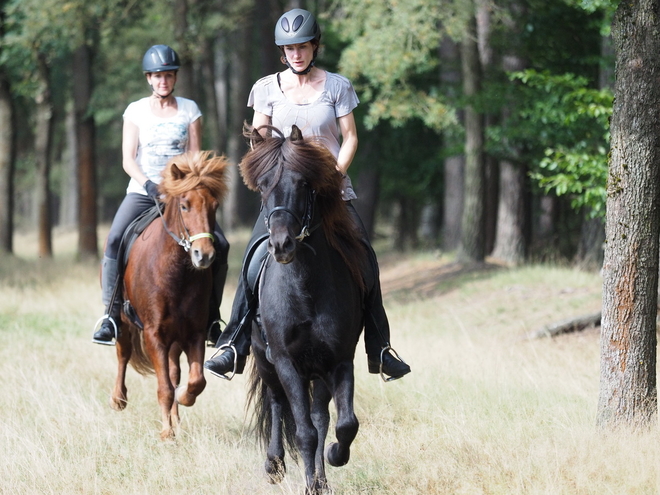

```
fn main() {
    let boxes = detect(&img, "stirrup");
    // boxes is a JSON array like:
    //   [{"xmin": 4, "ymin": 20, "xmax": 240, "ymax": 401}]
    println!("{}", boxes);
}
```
[
  {"xmin": 377, "ymin": 345, "xmax": 408, "ymax": 383},
  {"xmin": 92, "ymin": 315, "xmax": 118, "ymax": 346},
  {"xmin": 207, "ymin": 343, "xmax": 239, "ymax": 381}
]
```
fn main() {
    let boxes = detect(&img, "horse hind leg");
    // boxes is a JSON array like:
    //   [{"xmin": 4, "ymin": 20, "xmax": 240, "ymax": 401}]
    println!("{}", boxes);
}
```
[
  {"xmin": 110, "ymin": 331, "xmax": 132, "ymax": 411},
  {"xmin": 310, "ymin": 379, "xmax": 332, "ymax": 487},
  {"xmin": 325, "ymin": 363, "xmax": 359, "ymax": 468},
  {"xmin": 265, "ymin": 388, "xmax": 287, "ymax": 484}
]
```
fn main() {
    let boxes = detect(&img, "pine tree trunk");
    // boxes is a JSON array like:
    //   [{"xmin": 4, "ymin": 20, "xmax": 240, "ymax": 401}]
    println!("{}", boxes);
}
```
[
  {"xmin": 598, "ymin": 0, "xmax": 660, "ymax": 428},
  {"xmin": 458, "ymin": 7, "xmax": 485, "ymax": 262},
  {"xmin": 35, "ymin": 55, "xmax": 53, "ymax": 258},
  {"xmin": 439, "ymin": 36, "xmax": 464, "ymax": 252},
  {"xmin": 0, "ymin": 74, "xmax": 14, "ymax": 253},
  {"xmin": 74, "ymin": 43, "xmax": 98, "ymax": 259}
]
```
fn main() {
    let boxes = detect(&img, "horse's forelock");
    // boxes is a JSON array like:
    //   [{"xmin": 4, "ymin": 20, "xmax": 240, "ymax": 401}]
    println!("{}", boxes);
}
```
[{"xmin": 161, "ymin": 151, "xmax": 229, "ymax": 200}]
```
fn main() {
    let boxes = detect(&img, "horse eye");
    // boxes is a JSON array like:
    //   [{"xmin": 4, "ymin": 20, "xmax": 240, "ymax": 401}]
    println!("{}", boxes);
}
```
[{"xmin": 180, "ymin": 202, "xmax": 189, "ymax": 212}]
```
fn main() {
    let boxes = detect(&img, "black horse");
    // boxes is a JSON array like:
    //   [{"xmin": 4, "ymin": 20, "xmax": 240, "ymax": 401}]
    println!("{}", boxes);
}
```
[{"xmin": 242, "ymin": 125, "xmax": 367, "ymax": 494}]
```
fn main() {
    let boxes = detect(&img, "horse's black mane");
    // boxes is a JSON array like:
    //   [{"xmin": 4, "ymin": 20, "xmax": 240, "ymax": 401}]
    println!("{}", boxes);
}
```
[{"xmin": 240, "ymin": 125, "xmax": 366, "ymax": 290}]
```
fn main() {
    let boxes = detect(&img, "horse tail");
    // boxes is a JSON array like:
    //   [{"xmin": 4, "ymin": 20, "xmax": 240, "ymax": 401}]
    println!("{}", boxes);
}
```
[
  {"xmin": 246, "ymin": 360, "xmax": 298, "ymax": 460},
  {"xmin": 128, "ymin": 326, "xmax": 155, "ymax": 375}
]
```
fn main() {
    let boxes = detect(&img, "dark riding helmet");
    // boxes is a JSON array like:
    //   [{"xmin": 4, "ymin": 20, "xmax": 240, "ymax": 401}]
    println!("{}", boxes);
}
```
[
  {"xmin": 274, "ymin": 9, "xmax": 321, "ymax": 46},
  {"xmin": 142, "ymin": 45, "xmax": 180, "ymax": 73}
]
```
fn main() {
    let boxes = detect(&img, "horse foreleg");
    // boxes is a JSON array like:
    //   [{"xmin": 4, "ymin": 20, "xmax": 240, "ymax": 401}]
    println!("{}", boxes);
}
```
[
  {"xmin": 175, "ymin": 337, "xmax": 206, "ymax": 407},
  {"xmin": 310, "ymin": 379, "xmax": 332, "ymax": 486},
  {"xmin": 168, "ymin": 344, "xmax": 182, "ymax": 431},
  {"xmin": 146, "ymin": 337, "xmax": 176, "ymax": 440},
  {"xmin": 275, "ymin": 360, "xmax": 322, "ymax": 494},
  {"xmin": 325, "ymin": 362, "xmax": 359, "ymax": 468},
  {"xmin": 110, "ymin": 332, "xmax": 132, "ymax": 411}
]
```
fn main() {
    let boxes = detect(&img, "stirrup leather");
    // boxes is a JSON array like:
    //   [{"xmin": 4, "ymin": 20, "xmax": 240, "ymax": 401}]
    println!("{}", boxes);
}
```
[{"xmin": 92, "ymin": 315, "xmax": 119, "ymax": 346}]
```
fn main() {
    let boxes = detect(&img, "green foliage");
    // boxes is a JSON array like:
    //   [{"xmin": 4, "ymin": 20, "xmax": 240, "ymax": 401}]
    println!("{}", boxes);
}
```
[
  {"xmin": 511, "ymin": 70, "xmax": 612, "ymax": 217},
  {"xmin": 331, "ymin": 0, "xmax": 456, "ymax": 131}
]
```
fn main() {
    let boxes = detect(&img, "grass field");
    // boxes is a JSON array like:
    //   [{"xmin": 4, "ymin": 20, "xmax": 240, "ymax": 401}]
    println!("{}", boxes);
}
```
[{"xmin": 0, "ymin": 226, "xmax": 657, "ymax": 494}]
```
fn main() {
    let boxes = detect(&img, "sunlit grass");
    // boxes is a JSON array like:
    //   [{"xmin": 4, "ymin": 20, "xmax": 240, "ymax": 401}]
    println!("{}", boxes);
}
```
[{"xmin": 1, "ymin": 228, "xmax": 657, "ymax": 494}]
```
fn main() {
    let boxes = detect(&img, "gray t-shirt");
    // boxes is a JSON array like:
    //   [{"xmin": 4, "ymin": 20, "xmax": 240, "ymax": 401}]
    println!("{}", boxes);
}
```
[
  {"xmin": 248, "ymin": 71, "xmax": 359, "ymax": 158},
  {"xmin": 248, "ymin": 71, "xmax": 359, "ymax": 199}
]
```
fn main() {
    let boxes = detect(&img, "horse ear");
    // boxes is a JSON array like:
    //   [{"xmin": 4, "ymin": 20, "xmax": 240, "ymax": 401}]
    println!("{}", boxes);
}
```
[
  {"xmin": 250, "ymin": 128, "xmax": 265, "ymax": 150},
  {"xmin": 290, "ymin": 125, "xmax": 303, "ymax": 142},
  {"xmin": 171, "ymin": 162, "xmax": 185, "ymax": 181}
]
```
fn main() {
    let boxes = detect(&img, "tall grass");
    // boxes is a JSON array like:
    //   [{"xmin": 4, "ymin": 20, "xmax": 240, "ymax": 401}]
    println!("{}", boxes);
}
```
[{"xmin": 0, "ymin": 227, "xmax": 657, "ymax": 494}]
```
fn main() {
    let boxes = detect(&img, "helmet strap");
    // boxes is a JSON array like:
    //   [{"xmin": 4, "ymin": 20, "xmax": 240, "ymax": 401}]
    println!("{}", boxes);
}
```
[
  {"xmin": 285, "ymin": 57, "xmax": 315, "ymax": 75},
  {"xmin": 149, "ymin": 84, "xmax": 175, "ymax": 99}
]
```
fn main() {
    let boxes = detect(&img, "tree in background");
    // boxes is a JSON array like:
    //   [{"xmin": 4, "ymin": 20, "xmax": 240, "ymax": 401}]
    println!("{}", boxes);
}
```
[
  {"xmin": 598, "ymin": 0, "xmax": 660, "ymax": 428},
  {"xmin": 0, "ymin": 4, "xmax": 15, "ymax": 254}
]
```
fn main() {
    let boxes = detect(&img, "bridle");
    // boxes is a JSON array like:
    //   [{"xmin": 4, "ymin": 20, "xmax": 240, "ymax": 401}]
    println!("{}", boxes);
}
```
[
  {"xmin": 157, "ymin": 196, "xmax": 215, "ymax": 252},
  {"xmin": 264, "ymin": 186, "xmax": 317, "ymax": 242}
]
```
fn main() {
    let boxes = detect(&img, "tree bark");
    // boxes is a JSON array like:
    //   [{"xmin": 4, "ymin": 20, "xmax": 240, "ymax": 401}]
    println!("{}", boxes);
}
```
[
  {"xmin": 439, "ymin": 36, "xmax": 464, "ymax": 252},
  {"xmin": 458, "ymin": 7, "xmax": 485, "ymax": 262},
  {"xmin": 74, "ymin": 43, "xmax": 98, "ymax": 259},
  {"xmin": 598, "ymin": 0, "xmax": 660, "ymax": 428},
  {"xmin": 172, "ymin": 0, "xmax": 194, "ymax": 99},
  {"xmin": 225, "ymin": 6, "xmax": 259, "ymax": 228},
  {"xmin": 0, "ymin": 71, "xmax": 14, "ymax": 253},
  {"xmin": 35, "ymin": 54, "xmax": 53, "ymax": 258}
]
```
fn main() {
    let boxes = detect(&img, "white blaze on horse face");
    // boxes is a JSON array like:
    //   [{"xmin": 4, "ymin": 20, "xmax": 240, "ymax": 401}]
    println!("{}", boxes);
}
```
[{"xmin": 181, "ymin": 190, "xmax": 216, "ymax": 269}]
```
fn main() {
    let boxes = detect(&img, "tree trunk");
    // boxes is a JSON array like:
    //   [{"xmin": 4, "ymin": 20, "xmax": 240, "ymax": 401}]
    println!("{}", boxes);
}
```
[
  {"xmin": 225, "ymin": 8, "xmax": 258, "ymax": 229},
  {"xmin": 439, "ymin": 36, "xmax": 464, "ymax": 252},
  {"xmin": 598, "ymin": 0, "xmax": 660, "ymax": 428},
  {"xmin": 59, "ymin": 102, "xmax": 78, "ymax": 228},
  {"xmin": 458, "ymin": 7, "xmax": 485, "ymax": 262},
  {"xmin": 35, "ymin": 54, "xmax": 53, "ymax": 258},
  {"xmin": 492, "ymin": 159, "xmax": 525, "ymax": 264},
  {"xmin": 74, "ymin": 43, "xmax": 98, "ymax": 259},
  {"xmin": 173, "ymin": 0, "xmax": 194, "ymax": 99},
  {"xmin": 476, "ymin": 0, "xmax": 498, "ymax": 256},
  {"xmin": 0, "ymin": 72, "xmax": 14, "ymax": 253}
]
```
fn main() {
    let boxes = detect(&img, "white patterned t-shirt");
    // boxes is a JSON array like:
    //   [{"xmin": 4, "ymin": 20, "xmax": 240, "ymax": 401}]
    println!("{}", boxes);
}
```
[{"xmin": 123, "ymin": 96, "xmax": 202, "ymax": 195}]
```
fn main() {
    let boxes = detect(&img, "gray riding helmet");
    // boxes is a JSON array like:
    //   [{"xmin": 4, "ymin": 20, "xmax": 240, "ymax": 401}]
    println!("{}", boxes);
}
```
[
  {"xmin": 142, "ymin": 45, "xmax": 180, "ymax": 73},
  {"xmin": 274, "ymin": 9, "xmax": 321, "ymax": 46}
]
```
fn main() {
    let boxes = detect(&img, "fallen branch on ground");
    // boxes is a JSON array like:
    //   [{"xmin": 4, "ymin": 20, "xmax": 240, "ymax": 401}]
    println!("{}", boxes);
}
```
[{"xmin": 529, "ymin": 311, "xmax": 602, "ymax": 339}]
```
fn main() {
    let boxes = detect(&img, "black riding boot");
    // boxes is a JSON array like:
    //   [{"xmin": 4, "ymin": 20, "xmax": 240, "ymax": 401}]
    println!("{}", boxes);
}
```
[
  {"xmin": 92, "ymin": 256, "xmax": 122, "ymax": 346},
  {"xmin": 206, "ymin": 261, "xmax": 228, "ymax": 347},
  {"xmin": 204, "ymin": 276, "xmax": 253, "ymax": 378},
  {"xmin": 358, "ymin": 232, "xmax": 410, "ymax": 380},
  {"xmin": 363, "ymin": 278, "xmax": 411, "ymax": 380}
]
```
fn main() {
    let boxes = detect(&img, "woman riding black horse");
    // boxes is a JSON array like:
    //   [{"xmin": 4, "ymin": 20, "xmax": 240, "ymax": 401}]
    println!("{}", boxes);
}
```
[{"xmin": 204, "ymin": 9, "xmax": 410, "ymax": 381}]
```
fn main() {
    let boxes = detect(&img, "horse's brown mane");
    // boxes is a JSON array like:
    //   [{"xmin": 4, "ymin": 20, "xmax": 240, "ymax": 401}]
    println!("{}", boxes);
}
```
[
  {"xmin": 240, "ymin": 125, "xmax": 366, "ymax": 291},
  {"xmin": 160, "ymin": 150, "xmax": 230, "ymax": 201}
]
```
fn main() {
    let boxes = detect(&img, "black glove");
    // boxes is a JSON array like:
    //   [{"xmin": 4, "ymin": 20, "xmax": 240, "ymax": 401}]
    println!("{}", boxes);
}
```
[{"xmin": 144, "ymin": 180, "xmax": 160, "ymax": 203}]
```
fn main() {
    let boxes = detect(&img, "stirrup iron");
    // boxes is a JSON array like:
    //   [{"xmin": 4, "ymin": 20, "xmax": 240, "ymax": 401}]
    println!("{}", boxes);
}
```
[
  {"xmin": 92, "ymin": 315, "xmax": 118, "ymax": 346},
  {"xmin": 208, "ymin": 343, "xmax": 239, "ymax": 381},
  {"xmin": 378, "ymin": 345, "xmax": 408, "ymax": 383}
]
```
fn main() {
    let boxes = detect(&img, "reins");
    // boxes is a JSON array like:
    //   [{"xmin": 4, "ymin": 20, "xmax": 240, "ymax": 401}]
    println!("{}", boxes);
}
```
[{"xmin": 156, "ymin": 197, "xmax": 214, "ymax": 252}]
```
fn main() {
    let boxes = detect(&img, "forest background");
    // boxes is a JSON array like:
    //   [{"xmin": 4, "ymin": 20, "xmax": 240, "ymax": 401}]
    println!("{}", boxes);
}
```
[{"xmin": 0, "ymin": 0, "xmax": 615, "ymax": 266}]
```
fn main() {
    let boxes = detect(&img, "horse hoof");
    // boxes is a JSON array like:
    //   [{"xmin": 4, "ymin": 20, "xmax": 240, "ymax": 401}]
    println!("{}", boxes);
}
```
[
  {"xmin": 325, "ymin": 442, "xmax": 349, "ymax": 467},
  {"xmin": 265, "ymin": 458, "xmax": 286, "ymax": 484},
  {"xmin": 160, "ymin": 428, "xmax": 176, "ymax": 441},
  {"xmin": 174, "ymin": 386, "xmax": 196, "ymax": 407},
  {"xmin": 110, "ymin": 396, "xmax": 127, "ymax": 411}
]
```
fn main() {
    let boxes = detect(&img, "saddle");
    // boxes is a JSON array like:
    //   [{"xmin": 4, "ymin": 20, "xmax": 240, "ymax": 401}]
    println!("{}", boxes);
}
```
[{"xmin": 113, "ymin": 204, "xmax": 163, "ymax": 330}]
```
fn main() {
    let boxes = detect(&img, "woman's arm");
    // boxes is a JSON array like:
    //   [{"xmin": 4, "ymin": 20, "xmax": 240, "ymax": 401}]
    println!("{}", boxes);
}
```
[
  {"xmin": 122, "ymin": 119, "xmax": 150, "ymax": 187},
  {"xmin": 187, "ymin": 117, "xmax": 202, "ymax": 152},
  {"xmin": 336, "ymin": 112, "xmax": 358, "ymax": 175},
  {"xmin": 252, "ymin": 111, "xmax": 271, "ymax": 137}
]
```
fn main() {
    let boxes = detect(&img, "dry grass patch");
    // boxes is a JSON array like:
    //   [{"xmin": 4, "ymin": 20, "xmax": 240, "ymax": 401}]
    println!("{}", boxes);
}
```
[{"xmin": 1, "ymin": 229, "xmax": 658, "ymax": 494}]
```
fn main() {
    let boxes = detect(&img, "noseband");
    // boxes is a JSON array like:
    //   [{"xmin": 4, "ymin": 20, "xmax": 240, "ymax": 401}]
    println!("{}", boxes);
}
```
[{"xmin": 264, "ymin": 187, "xmax": 317, "ymax": 242}]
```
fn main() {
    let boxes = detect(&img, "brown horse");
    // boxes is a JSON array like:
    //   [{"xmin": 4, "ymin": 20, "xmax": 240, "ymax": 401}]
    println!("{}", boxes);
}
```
[{"xmin": 110, "ymin": 150, "xmax": 229, "ymax": 440}]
